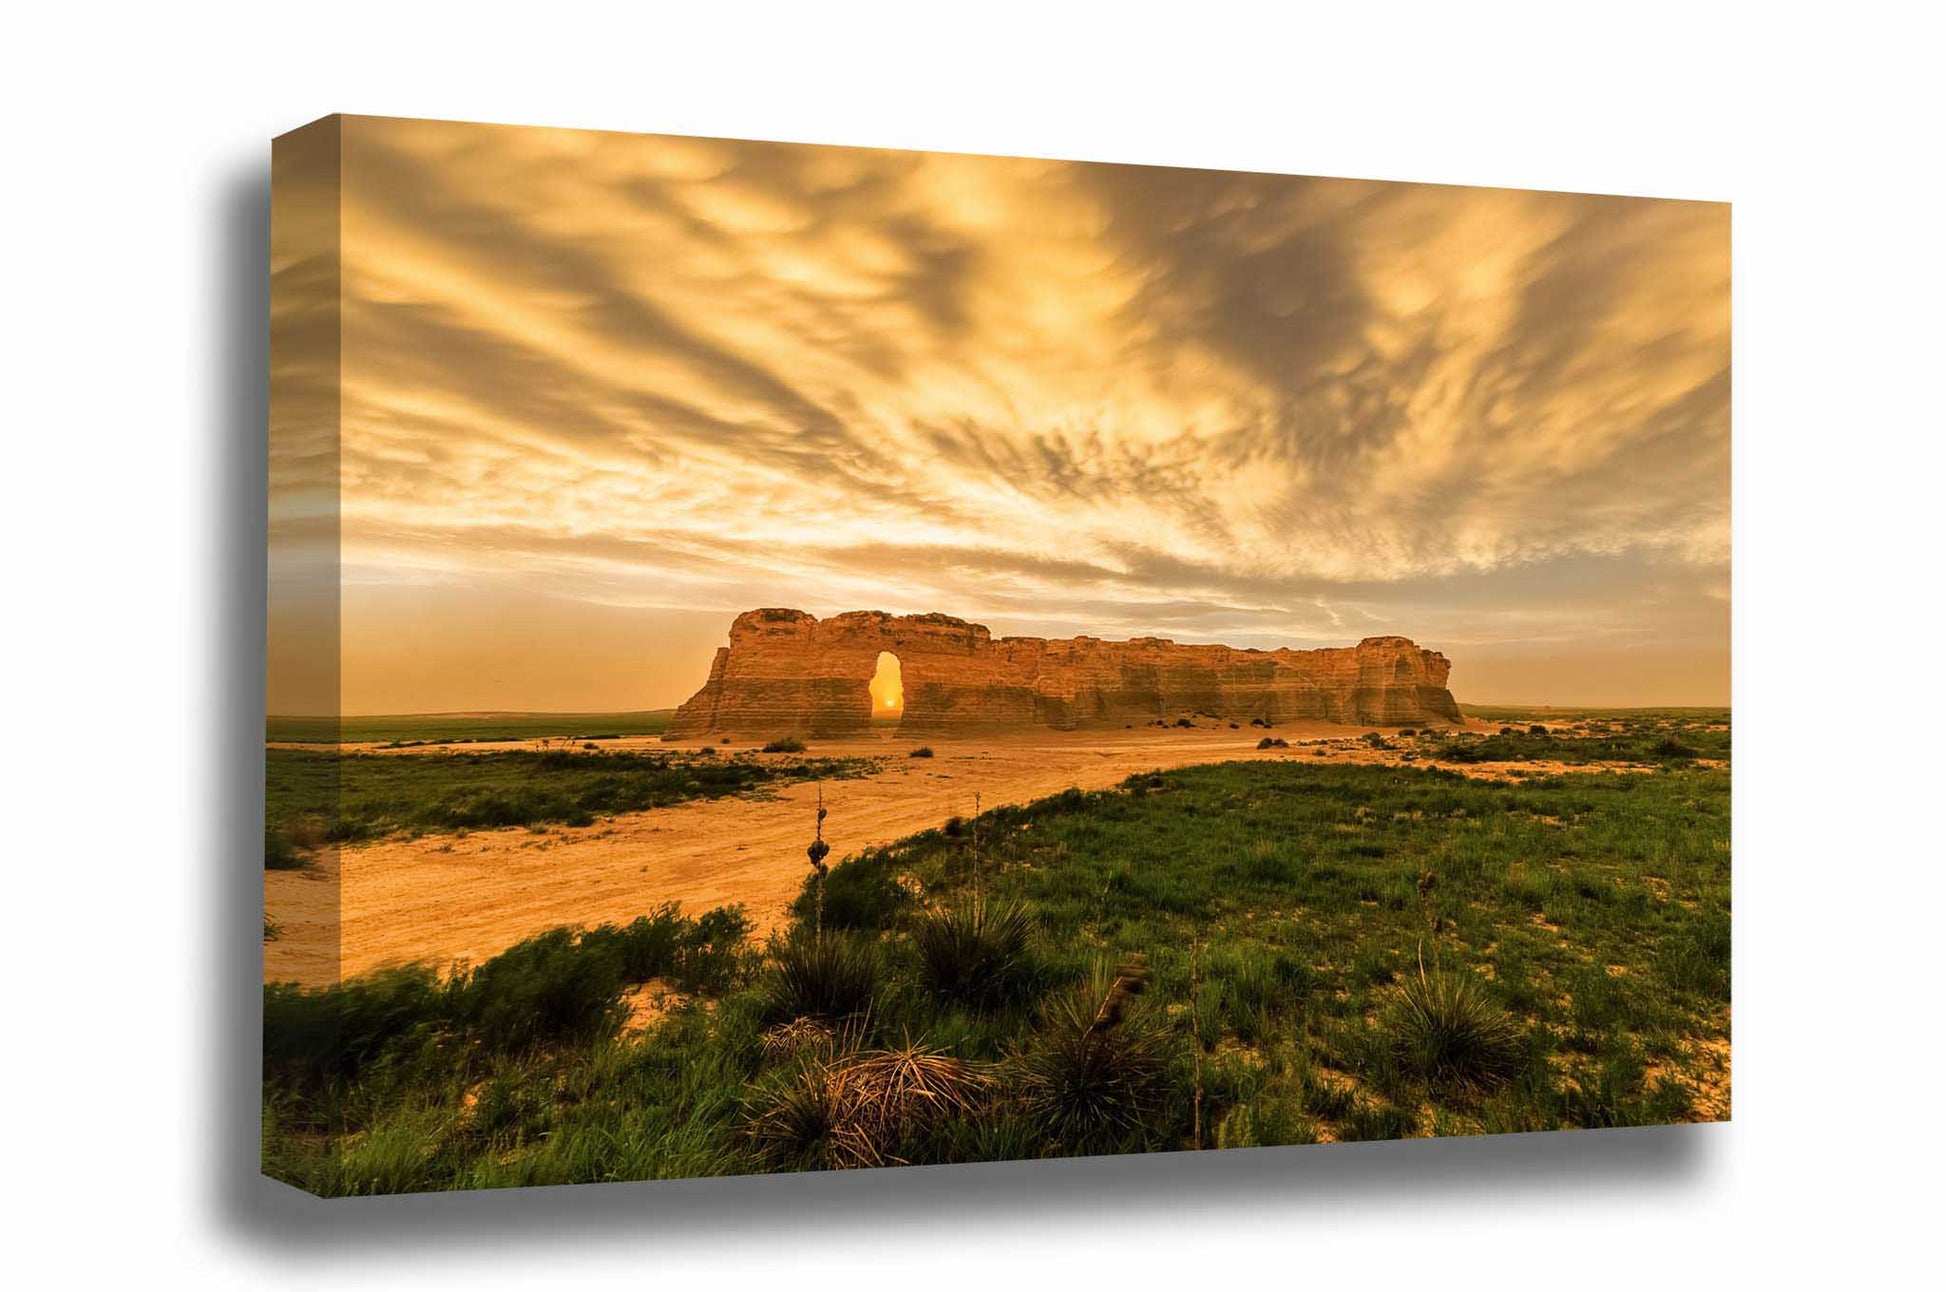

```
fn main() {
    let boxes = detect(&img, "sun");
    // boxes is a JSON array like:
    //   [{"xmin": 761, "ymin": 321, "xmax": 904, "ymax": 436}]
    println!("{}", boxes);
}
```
[{"xmin": 868, "ymin": 650, "xmax": 904, "ymax": 721}]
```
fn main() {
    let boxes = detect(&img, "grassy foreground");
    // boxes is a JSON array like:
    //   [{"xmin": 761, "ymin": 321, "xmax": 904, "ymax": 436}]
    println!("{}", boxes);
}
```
[{"xmin": 263, "ymin": 719, "xmax": 1729, "ymax": 1192}]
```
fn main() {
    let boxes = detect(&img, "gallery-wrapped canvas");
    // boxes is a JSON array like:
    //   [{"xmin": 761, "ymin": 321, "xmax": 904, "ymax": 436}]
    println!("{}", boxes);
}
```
[{"xmin": 265, "ymin": 115, "xmax": 1729, "ymax": 1195}]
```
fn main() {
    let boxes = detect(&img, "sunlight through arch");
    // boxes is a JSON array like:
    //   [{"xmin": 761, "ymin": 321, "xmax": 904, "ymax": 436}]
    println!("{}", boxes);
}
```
[{"xmin": 868, "ymin": 650, "xmax": 903, "ymax": 725}]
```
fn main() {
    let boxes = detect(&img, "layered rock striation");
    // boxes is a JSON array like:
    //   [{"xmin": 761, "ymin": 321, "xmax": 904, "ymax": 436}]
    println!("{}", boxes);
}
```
[{"xmin": 669, "ymin": 609, "xmax": 1461, "ymax": 739}]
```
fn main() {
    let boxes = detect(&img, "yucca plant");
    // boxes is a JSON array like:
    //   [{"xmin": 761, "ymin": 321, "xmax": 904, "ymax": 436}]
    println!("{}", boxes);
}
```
[
  {"xmin": 759, "ymin": 1016, "xmax": 839, "ymax": 1065},
  {"xmin": 745, "ymin": 1042, "xmax": 992, "ymax": 1170},
  {"xmin": 763, "ymin": 932, "xmax": 882, "ymax": 1023},
  {"xmin": 1383, "ymin": 953, "xmax": 1524, "ymax": 1091},
  {"xmin": 829, "ymin": 1044, "xmax": 993, "ymax": 1167},
  {"xmin": 744, "ymin": 1065, "xmax": 846, "ymax": 1170},
  {"xmin": 1015, "ymin": 956, "xmax": 1172, "ymax": 1153},
  {"xmin": 913, "ymin": 899, "xmax": 1036, "ymax": 1007}
]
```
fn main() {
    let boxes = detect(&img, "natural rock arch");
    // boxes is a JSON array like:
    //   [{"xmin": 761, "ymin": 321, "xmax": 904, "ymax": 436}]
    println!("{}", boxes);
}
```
[{"xmin": 868, "ymin": 650, "xmax": 903, "ymax": 726}]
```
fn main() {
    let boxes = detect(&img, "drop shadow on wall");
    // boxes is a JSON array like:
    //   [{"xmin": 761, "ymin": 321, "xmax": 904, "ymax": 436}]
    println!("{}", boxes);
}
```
[
  {"xmin": 207, "ymin": 158, "xmax": 272, "ymax": 1241},
  {"xmin": 206, "ymin": 155, "xmax": 1719, "ymax": 1256}
]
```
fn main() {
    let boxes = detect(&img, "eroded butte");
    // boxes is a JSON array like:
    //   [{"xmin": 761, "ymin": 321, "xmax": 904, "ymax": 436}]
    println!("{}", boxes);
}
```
[{"xmin": 670, "ymin": 608, "xmax": 1461, "ymax": 739}]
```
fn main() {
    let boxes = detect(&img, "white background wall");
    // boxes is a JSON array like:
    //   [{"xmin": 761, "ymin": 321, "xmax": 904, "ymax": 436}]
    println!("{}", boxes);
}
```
[{"xmin": 2, "ymin": 2, "xmax": 1939, "ymax": 1285}]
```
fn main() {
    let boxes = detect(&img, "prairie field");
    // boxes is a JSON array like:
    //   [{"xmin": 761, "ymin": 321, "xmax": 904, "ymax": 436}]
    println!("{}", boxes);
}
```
[{"xmin": 263, "ymin": 710, "xmax": 1729, "ymax": 1193}]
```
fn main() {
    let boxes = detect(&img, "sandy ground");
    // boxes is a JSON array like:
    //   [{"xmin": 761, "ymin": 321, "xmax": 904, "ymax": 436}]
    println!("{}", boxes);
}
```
[{"xmin": 264, "ymin": 719, "xmax": 1640, "ymax": 987}]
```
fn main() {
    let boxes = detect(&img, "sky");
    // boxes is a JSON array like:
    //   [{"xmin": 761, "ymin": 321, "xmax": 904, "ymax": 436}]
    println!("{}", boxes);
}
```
[{"xmin": 292, "ymin": 115, "xmax": 1729, "ymax": 713}]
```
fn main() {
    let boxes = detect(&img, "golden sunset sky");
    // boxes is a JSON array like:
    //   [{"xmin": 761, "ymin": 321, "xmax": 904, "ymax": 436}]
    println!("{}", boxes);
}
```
[{"xmin": 286, "ymin": 115, "xmax": 1729, "ymax": 714}]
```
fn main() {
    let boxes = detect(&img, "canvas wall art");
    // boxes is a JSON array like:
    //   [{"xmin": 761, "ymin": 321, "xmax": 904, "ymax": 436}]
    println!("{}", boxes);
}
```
[{"xmin": 265, "ymin": 115, "xmax": 1730, "ymax": 1195}]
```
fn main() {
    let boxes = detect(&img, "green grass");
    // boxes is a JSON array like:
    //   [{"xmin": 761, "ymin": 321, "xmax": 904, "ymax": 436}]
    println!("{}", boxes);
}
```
[
  {"xmin": 264, "ymin": 715, "xmax": 1729, "ymax": 1192},
  {"xmin": 267, "ymin": 710, "xmax": 675, "ymax": 745},
  {"xmin": 264, "ymin": 746, "xmax": 874, "ymax": 862},
  {"xmin": 1458, "ymin": 703, "xmax": 1729, "ymax": 727},
  {"xmin": 1418, "ymin": 723, "xmax": 1729, "ymax": 765}
]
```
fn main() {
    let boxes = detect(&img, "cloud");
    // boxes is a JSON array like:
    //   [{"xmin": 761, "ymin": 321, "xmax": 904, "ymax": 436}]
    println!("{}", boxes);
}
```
[{"xmin": 323, "ymin": 116, "xmax": 1729, "ymax": 707}]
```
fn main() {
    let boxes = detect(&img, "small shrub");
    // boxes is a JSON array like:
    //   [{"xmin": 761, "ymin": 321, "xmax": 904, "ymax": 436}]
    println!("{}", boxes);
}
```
[
  {"xmin": 1174, "ymin": 717, "xmax": 1194, "ymax": 729},
  {"xmin": 942, "ymin": 815, "xmax": 967, "ymax": 838},
  {"xmin": 746, "ymin": 1043, "xmax": 991, "ymax": 1170},
  {"xmin": 452, "ymin": 928, "xmax": 628, "ymax": 1052},
  {"xmin": 1529, "ymin": 724, "xmax": 1549, "ymax": 737},
  {"xmin": 914, "ymin": 900, "xmax": 1037, "ymax": 1007},
  {"xmin": 1382, "ymin": 961, "xmax": 1524, "ymax": 1091},
  {"xmin": 908, "ymin": 746, "xmax": 935, "ymax": 758},
  {"xmin": 263, "ymin": 966, "xmax": 450, "ymax": 1093},
  {"xmin": 764, "ymin": 933, "xmax": 883, "ymax": 1022},
  {"xmin": 792, "ymin": 850, "xmax": 912, "ymax": 931},
  {"xmin": 580, "ymin": 903, "xmax": 753, "ymax": 994},
  {"xmin": 675, "ymin": 907, "xmax": 755, "ymax": 993},
  {"xmin": 762, "ymin": 736, "xmax": 807, "ymax": 754},
  {"xmin": 1015, "ymin": 957, "xmax": 1173, "ymax": 1153},
  {"xmin": 588, "ymin": 909, "xmax": 682, "ymax": 982},
  {"xmin": 760, "ymin": 1016, "xmax": 838, "ymax": 1065},
  {"xmin": 744, "ymin": 1065, "xmax": 846, "ymax": 1169},
  {"xmin": 1255, "ymin": 736, "xmax": 1289, "ymax": 750}
]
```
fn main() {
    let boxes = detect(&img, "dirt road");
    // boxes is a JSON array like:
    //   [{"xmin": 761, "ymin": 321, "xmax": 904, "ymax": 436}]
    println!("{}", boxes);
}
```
[{"xmin": 263, "ymin": 720, "xmax": 1585, "ymax": 987}]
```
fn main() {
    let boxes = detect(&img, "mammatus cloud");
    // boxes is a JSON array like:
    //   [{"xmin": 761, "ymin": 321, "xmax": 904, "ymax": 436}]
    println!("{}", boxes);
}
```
[{"xmin": 325, "ymin": 117, "xmax": 1729, "ymax": 710}]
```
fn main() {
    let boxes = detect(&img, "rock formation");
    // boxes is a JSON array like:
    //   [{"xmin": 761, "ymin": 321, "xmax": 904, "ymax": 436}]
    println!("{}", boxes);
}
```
[{"xmin": 668, "ymin": 609, "xmax": 1461, "ymax": 739}]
